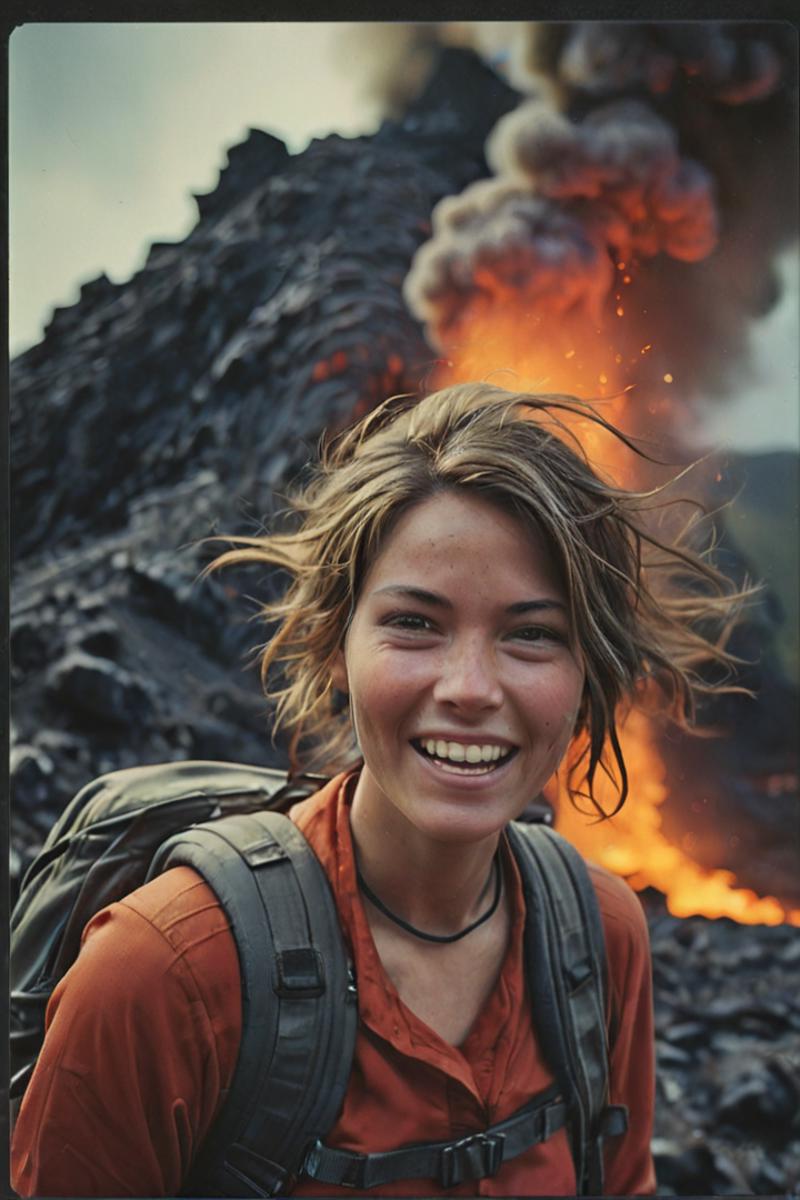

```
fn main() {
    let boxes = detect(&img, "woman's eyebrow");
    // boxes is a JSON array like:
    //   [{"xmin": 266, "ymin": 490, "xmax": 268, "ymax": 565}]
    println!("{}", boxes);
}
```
[
  {"xmin": 374, "ymin": 585, "xmax": 452, "ymax": 608},
  {"xmin": 373, "ymin": 586, "xmax": 565, "ymax": 614},
  {"xmin": 507, "ymin": 599, "xmax": 566, "ymax": 614}
]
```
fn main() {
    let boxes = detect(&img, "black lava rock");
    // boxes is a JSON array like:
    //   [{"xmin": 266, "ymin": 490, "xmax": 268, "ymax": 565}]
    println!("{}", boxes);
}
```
[
  {"xmin": 651, "ymin": 1138, "xmax": 715, "ymax": 1191},
  {"xmin": 10, "ymin": 745, "xmax": 57, "ymax": 815},
  {"xmin": 45, "ymin": 652, "xmax": 153, "ymax": 727},
  {"xmin": 717, "ymin": 1061, "xmax": 800, "ymax": 1134},
  {"xmin": 72, "ymin": 620, "xmax": 120, "ymax": 659},
  {"xmin": 10, "ymin": 612, "xmax": 59, "ymax": 677}
]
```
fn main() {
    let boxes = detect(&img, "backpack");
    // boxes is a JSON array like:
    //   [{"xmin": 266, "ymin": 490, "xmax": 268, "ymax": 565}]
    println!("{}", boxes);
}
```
[{"xmin": 10, "ymin": 759, "xmax": 628, "ymax": 1196}]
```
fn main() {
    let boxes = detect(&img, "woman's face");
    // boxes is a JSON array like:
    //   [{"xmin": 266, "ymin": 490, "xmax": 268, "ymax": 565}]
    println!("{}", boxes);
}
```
[{"xmin": 335, "ymin": 490, "xmax": 586, "ymax": 846}]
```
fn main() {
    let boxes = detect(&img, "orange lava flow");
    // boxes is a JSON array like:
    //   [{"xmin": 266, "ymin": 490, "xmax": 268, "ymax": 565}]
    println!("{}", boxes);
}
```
[
  {"xmin": 437, "ymin": 302, "xmax": 798, "ymax": 926},
  {"xmin": 546, "ymin": 710, "xmax": 800, "ymax": 927}
]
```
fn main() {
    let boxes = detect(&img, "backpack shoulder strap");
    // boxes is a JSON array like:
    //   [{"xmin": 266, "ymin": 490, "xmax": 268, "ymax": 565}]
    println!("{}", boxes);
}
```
[
  {"xmin": 506, "ymin": 821, "xmax": 627, "ymax": 1195},
  {"xmin": 147, "ymin": 809, "xmax": 357, "ymax": 1198}
]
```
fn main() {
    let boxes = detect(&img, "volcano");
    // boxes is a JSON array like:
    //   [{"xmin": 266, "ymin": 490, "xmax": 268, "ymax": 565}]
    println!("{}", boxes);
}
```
[{"xmin": 10, "ymin": 34, "xmax": 800, "ymax": 1193}]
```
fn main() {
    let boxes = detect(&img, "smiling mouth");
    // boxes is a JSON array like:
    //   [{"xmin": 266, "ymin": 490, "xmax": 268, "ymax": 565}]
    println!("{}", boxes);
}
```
[{"xmin": 411, "ymin": 738, "xmax": 518, "ymax": 775}]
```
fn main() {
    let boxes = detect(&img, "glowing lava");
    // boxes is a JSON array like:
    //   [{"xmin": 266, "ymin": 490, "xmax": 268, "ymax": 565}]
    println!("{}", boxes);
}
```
[{"xmin": 547, "ymin": 710, "xmax": 799, "ymax": 926}]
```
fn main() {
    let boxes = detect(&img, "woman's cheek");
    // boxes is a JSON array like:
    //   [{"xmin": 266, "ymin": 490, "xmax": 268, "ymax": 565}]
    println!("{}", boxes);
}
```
[{"xmin": 540, "ymin": 686, "xmax": 583, "ymax": 759}]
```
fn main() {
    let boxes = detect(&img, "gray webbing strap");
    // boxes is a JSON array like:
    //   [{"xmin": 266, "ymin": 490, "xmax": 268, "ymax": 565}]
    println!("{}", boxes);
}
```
[
  {"xmin": 506, "ymin": 822, "xmax": 617, "ymax": 1195},
  {"xmin": 148, "ymin": 810, "xmax": 357, "ymax": 1198},
  {"xmin": 302, "ymin": 1084, "xmax": 567, "ymax": 1190}
]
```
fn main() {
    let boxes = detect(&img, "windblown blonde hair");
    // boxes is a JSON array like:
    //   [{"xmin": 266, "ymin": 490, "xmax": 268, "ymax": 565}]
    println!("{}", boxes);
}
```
[{"xmin": 210, "ymin": 383, "xmax": 753, "ymax": 816}]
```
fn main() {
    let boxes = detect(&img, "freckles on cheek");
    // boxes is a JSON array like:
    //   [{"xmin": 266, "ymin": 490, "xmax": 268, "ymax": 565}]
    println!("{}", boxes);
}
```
[{"xmin": 543, "ymin": 696, "xmax": 582, "ymax": 755}]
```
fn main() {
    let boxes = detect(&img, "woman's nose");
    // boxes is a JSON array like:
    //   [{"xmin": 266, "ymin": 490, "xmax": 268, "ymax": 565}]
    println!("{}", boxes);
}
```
[{"xmin": 432, "ymin": 637, "xmax": 503, "ymax": 711}]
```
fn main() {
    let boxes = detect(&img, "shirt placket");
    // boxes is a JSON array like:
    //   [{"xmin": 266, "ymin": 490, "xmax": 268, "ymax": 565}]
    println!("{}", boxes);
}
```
[{"xmin": 333, "ymin": 782, "xmax": 527, "ymax": 1120}]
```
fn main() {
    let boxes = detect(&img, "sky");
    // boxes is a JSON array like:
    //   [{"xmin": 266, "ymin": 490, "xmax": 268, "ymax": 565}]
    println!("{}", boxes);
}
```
[{"xmin": 9, "ymin": 21, "xmax": 800, "ymax": 452}]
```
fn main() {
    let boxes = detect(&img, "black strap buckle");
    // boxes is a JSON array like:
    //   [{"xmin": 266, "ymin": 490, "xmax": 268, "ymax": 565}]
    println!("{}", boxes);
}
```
[
  {"xmin": 337, "ymin": 1154, "xmax": 367, "ymax": 1190},
  {"xmin": 438, "ymin": 1131, "xmax": 505, "ymax": 1188},
  {"xmin": 596, "ymin": 1103, "xmax": 629, "ymax": 1139},
  {"xmin": 302, "ymin": 1141, "xmax": 367, "ymax": 1190},
  {"xmin": 274, "ymin": 948, "xmax": 325, "ymax": 998}
]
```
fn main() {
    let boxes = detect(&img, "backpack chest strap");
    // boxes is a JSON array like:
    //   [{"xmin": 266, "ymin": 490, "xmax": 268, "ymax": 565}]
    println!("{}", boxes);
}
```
[{"xmin": 301, "ymin": 1084, "xmax": 566, "ymax": 1190}]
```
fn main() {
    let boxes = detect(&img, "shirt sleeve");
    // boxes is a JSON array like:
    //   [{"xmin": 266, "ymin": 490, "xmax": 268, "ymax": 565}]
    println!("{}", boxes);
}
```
[
  {"xmin": 11, "ymin": 867, "xmax": 241, "ymax": 1198},
  {"xmin": 591, "ymin": 865, "xmax": 657, "ymax": 1196}
]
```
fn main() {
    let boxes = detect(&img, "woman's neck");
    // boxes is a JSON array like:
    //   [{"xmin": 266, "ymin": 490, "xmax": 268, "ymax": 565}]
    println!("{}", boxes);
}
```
[{"xmin": 348, "ymin": 776, "xmax": 502, "ymax": 938}]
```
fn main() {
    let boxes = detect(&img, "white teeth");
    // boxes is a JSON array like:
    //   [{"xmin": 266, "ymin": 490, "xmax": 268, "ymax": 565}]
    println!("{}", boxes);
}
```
[{"xmin": 420, "ymin": 739, "xmax": 511, "ymax": 765}]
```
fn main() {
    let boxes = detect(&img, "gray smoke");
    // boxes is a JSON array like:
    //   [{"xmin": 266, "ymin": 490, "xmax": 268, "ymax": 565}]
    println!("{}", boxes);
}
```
[
  {"xmin": 406, "ymin": 181, "xmax": 619, "ymax": 334},
  {"xmin": 487, "ymin": 100, "xmax": 717, "ymax": 261},
  {"xmin": 405, "ymin": 100, "xmax": 717, "ymax": 345},
  {"xmin": 548, "ymin": 22, "xmax": 783, "ymax": 105}
]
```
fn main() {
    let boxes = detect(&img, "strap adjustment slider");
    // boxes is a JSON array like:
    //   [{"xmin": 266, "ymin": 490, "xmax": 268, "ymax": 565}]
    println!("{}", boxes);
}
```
[
  {"xmin": 302, "ymin": 1141, "xmax": 367, "ymax": 1189},
  {"xmin": 274, "ymin": 948, "xmax": 325, "ymax": 998},
  {"xmin": 438, "ymin": 1131, "xmax": 505, "ymax": 1188}
]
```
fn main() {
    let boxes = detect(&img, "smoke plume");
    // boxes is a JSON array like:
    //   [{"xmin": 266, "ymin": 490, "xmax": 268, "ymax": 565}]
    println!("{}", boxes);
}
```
[
  {"xmin": 527, "ymin": 22, "xmax": 784, "ymax": 106},
  {"xmin": 405, "ymin": 99, "xmax": 718, "ymax": 345},
  {"xmin": 400, "ymin": 21, "xmax": 797, "ymax": 420}
]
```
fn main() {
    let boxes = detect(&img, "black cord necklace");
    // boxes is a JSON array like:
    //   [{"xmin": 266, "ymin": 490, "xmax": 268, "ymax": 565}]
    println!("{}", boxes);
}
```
[{"xmin": 355, "ymin": 853, "xmax": 503, "ymax": 944}]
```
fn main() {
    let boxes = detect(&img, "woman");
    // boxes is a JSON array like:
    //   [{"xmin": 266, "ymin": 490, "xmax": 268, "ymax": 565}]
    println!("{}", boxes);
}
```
[{"xmin": 12, "ymin": 383, "xmax": 748, "ymax": 1196}]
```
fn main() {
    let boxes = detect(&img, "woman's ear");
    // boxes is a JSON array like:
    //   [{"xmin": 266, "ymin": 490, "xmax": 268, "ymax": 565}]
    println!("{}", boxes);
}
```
[{"xmin": 331, "ymin": 649, "xmax": 348, "ymax": 695}]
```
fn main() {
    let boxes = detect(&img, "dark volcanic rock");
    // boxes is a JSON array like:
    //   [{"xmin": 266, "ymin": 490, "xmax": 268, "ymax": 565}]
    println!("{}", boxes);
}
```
[
  {"xmin": 193, "ymin": 128, "xmax": 290, "ymax": 223},
  {"xmin": 10, "ymin": 746, "xmax": 57, "ymax": 816},
  {"xmin": 10, "ymin": 609, "xmax": 62, "ymax": 679},
  {"xmin": 651, "ymin": 1139, "xmax": 715, "ymax": 1192},
  {"xmin": 662, "ymin": 1021, "xmax": 707, "ymax": 1049},
  {"xmin": 717, "ymin": 1061, "xmax": 800, "ymax": 1134},
  {"xmin": 45, "ymin": 652, "xmax": 154, "ymax": 726},
  {"xmin": 72, "ymin": 620, "xmax": 120, "ymax": 659},
  {"xmin": 647, "ymin": 903, "xmax": 800, "ymax": 1193}
]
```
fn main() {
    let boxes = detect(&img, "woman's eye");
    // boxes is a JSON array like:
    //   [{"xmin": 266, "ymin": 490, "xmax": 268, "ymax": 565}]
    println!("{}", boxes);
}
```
[
  {"xmin": 384, "ymin": 612, "xmax": 435, "ymax": 632},
  {"xmin": 510, "ymin": 625, "xmax": 563, "ymax": 645}
]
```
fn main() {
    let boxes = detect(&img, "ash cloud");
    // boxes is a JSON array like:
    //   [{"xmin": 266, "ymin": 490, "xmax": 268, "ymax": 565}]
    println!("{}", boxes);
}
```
[
  {"xmin": 487, "ymin": 99, "xmax": 717, "ymax": 263},
  {"xmin": 405, "ymin": 181, "xmax": 620, "ymax": 333},
  {"xmin": 405, "ymin": 99, "xmax": 719, "ymax": 345},
  {"xmin": 533, "ymin": 22, "xmax": 784, "ymax": 106},
  {"xmin": 401, "ymin": 21, "xmax": 797, "ymax": 414}
]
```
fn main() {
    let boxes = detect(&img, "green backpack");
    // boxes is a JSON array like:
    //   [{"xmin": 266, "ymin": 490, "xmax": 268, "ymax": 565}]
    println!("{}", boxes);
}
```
[{"xmin": 10, "ymin": 759, "xmax": 628, "ymax": 1195}]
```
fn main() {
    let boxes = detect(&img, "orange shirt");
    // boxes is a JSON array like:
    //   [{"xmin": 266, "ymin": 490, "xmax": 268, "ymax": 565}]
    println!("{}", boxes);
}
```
[{"xmin": 12, "ymin": 773, "xmax": 656, "ymax": 1197}]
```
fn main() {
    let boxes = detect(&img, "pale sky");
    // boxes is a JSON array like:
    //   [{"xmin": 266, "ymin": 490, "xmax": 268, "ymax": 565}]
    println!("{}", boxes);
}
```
[{"xmin": 9, "ymin": 21, "xmax": 799, "ymax": 451}]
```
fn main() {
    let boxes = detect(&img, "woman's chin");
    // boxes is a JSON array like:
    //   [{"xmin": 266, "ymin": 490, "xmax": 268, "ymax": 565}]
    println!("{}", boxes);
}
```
[{"xmin": 398, "ymin": 778, "xmax": 525, "ymax": 846}]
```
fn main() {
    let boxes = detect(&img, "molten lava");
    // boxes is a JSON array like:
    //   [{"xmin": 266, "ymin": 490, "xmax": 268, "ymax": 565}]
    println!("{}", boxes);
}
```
[{"xmin": 547, "ymin": 710, "xmax": 799, "ymax": 927}]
